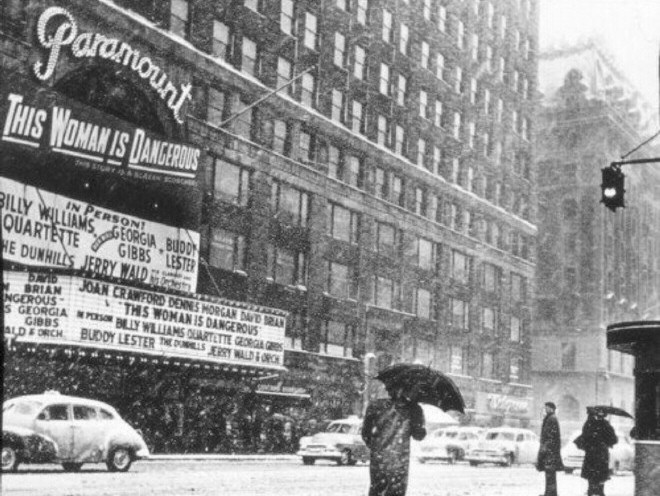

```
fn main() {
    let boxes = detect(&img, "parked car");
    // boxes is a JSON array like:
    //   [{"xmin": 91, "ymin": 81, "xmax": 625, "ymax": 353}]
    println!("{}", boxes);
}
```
[
  {"xmin": 2, "ymin": 392, "xmax": 149, "ymax": 473},
  {"xmin": 561, "ymin": 429, "xmax": 634, "ymax": 475},
  {"xmin": 296, "ymin": 416, "xmax": 369, "ymax": 466},
  {"xmin": 417, "ymin": 426, "xmax": 484, "ymax": 464},
  {"xmin": 465, "ymin": 427, "xmax": 540, "ymax": 467}
]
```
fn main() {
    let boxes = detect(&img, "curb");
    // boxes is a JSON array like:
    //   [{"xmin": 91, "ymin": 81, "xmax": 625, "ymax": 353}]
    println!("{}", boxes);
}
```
[{"xmin": 147, "ymin": 454, "xmax": 299, "ymax": 462}]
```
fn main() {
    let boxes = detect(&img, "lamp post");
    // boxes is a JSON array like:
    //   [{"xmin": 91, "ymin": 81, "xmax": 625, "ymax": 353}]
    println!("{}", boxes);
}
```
[{"xmin": 362, "ymin": 352, "xmax": 376, "ymax": 416}]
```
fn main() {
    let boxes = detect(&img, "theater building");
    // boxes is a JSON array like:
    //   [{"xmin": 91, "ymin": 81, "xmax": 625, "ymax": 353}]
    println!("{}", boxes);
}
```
[{"xmin": 2, "ymin": 0, "xmax": 539, "ymax": 451}]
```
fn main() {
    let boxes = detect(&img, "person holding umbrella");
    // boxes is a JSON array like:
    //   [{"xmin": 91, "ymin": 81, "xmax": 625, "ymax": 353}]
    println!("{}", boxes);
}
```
[
  {"xmin": 362, "ymin": 363, "xmax": 465, "ymax": 496},
  {"xmin": 536, "ymin": 401, "xmax": 564, "ymax": 496},
  {"xmin": 575, "ymin": 407, "xmax": 618, "ymax": 496}
]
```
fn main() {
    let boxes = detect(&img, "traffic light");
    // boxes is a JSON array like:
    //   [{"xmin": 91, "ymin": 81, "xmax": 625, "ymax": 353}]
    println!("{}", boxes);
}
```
[{"xmin": 600, "ymin": 166, "xmax": 625, "ymax": 211}]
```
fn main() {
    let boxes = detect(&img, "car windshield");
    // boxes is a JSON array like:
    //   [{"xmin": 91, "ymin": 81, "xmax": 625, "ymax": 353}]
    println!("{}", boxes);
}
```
[
  {"xmin": 3, "ymin": 400, "xmax": 43, "ymax": 416},
  {"xmin": 486, "ymin": 432, "xmax": 515, "ymax": 441},
  {"xmin": 327, "ymin": 423, "xmax": 353, "ymax": 434}
]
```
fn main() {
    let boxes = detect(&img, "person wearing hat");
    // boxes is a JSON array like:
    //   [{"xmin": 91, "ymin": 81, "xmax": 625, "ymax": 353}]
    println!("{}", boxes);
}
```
[
  {"xmin": 536, "ymin": 401, "xmax": 564, "ymax": 496},
  {"xmin": 574, "ymin": 407, "xmax": 617, "ymax": 496}
]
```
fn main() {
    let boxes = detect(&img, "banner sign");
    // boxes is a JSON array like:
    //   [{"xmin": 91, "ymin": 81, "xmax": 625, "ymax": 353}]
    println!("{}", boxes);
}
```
[
  {"xmin": 3, "ymin": 271, "xmax": 287, "ymax": 370},
  {"xmin": 1, "ymin": 177, "xmax": 200, "ymax": 293},
  {"xmin": 476, "ymin": 391, "xmax": 532, "ymax": 416},
  {"xmin": 0, "ymin": 88, "xmax": 200, "ymax": 185}
]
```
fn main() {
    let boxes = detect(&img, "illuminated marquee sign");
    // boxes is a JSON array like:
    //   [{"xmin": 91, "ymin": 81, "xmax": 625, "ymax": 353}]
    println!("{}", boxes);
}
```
[
  {"xmin": 1, "ymin": 89, "xmax": 200, "ymax": 184},
  {"xmin": 1, "ymin": 177, "xmax": 200, "ymax": 292},
  {"xmin": 476, "ymin": 391, "xmax": 532, "ymax": 416},
  {"xmin": 4, "ymin": 271, "xmax": 287, "ymax": 370},
  {"xmin": 34, "ymin": 6, "xmax": 192, "ymax": 124}
]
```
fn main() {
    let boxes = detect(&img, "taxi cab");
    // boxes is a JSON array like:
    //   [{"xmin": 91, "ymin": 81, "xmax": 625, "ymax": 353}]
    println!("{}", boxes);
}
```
[
  {"xmin": 2, "ymin": 391, "xmax": 149, "ymax": 473},
  {"xmin": 297, "ymin": 416, "xmax": 369, "ymax": 466}
]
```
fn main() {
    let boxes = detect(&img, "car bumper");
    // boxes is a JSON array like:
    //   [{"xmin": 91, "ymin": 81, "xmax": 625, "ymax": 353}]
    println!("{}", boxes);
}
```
[
  {"xmin": 297, "ymin": 447, "xmax": 342, "ymax": 460},
  {"xmin": 563, "ymin": 456, "xmax": 583, "ymax": 469},
  {"xmin": 418, "ymin": 448, "xmax": 451, "ymax": 461},
  {"xmin": 465, "ymin": 452, "xmax": 509, "ymax": 464},
  {"xmin": 135, "ymin": 447, "xmax": 150, "ymax": 459}
]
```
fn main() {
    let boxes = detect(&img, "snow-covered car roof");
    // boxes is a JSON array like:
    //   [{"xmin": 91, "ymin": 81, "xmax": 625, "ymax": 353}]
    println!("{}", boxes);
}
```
[{"xmin": 3, "ymin": 392, "xmax": 119, "ymax": 414}]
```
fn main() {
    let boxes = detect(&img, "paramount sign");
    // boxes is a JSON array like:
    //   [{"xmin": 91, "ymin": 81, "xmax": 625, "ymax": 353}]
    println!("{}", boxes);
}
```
[
  {"xmin": 34, "ymin": 6, "xmax": 192, "ymax": 124},
  {"xmin": 1, "ymin": 90, "xmax": 200, "ymax": 184}
]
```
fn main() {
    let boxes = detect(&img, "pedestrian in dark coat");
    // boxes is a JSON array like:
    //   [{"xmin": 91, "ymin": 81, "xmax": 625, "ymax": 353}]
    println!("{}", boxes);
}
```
[
  {"xmin": 362, "ymin": 386, "xmax": 426, "ymax": 496},
  {"xmin": 536, "ymin": 401, "xmax": 564, "ymax": 496},
  {"xmin": 575, "ymin": 408, "xmax": 617, "ymax": 496}
]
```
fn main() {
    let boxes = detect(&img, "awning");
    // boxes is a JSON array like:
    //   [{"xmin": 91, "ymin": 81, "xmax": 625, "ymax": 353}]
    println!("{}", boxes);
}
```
[{"xmin": 255, "ymin": 390, "xmax": 311, "ymax": 400}]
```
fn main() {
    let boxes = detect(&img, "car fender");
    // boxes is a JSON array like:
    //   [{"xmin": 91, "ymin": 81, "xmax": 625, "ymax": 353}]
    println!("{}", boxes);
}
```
[
  {"xmin": 102, "ymin": 427, "xmax": 147, "ymax": 459},
  {"xmin": 3, "ymin": 428, "xmax": 58, "ymax": 463}
]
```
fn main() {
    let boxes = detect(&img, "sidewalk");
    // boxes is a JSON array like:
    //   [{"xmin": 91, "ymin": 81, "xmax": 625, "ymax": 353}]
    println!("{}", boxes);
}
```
[{"xmin": 148, "ymin": 453, "xmax": 299, "ymax": 462}]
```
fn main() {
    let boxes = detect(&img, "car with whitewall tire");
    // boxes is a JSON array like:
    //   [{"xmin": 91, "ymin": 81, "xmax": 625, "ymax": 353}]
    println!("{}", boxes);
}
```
[
  {"xmin": 297, "ymin": 417, "xmax": 369, "ymax": 466},
  {"xmin": 465, "ymin": 427, "xmax": 540, "ymax": 467}
]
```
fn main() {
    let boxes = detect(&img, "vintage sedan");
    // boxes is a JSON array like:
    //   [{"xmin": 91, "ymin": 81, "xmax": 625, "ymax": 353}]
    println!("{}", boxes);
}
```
[
  {"xmin": 562, "ymin": 429, "xmax": 634, "ymax": 475},
  {"xmin": 2, "ymin": 392, "xmax": 149, "ymax": 472},
  {"xmin": 297, "ymin": 416, "xmax": 369, "ymax": 466},
  {"xmin": 465, "ymin": 427, "xmax": 540, "ymax": 467},
  {"xmin": 417, "ymin": 426, "xmax": 484, "ymax": 464}
]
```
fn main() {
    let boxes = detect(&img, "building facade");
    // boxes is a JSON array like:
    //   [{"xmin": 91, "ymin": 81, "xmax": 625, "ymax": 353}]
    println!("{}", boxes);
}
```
[
  {"xmin": 534, "ymin": 42, "xmax": 660, "ymax": 435},
  {"xmin": 2, "ymin": 0, "xmax": 539, "ymax": 452}
]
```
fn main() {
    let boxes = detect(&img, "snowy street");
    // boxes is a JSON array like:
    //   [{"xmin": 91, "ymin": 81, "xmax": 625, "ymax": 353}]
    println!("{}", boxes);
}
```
[{"xmin": 1, "ymin": 459, "xmax": 633, "ymax": 496}]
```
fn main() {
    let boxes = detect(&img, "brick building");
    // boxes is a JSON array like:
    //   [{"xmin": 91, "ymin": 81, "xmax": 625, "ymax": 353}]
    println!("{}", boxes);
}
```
[
  {"xmin": 2, "ymin": 0, "xmax": 540, "ymax": 452},
  {"xmin": 534, "ymin": 41, "xmax": 660, "ymax": 435}
]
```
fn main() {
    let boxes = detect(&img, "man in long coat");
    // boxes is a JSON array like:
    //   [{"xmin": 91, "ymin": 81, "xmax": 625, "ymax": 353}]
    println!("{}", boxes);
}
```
[
  {"xmin": 362, "ymin": 386, "xmax": 426, "ymax": 496},
  {"xmin": 537, "ymin": 401, "xmax": 564, "ymax": 496},
  {"xmin": 575, "ymin": 408, "xmax": 617, "ymax": 496}
]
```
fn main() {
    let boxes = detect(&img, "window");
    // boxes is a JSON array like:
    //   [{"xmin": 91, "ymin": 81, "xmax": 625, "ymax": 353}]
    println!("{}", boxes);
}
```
[
  {"xmin": 328, "ymin": 145, "xmax": 341, "ymax": 179},
  {"xmin": 73, "ymin": 405, "xmax": 97, "ymax": 420},
  {"xmin": 39, "ymin": 404, "xmax": 69, "ymax": 421},
  {"xmin": 272, "ymin": 119, "xmax": 289, "ymax": 154},
  {"xmin": 351, "ymin": 100, "xmax": 364, "ymax": 134},
  {"xmin": 432, "ymin": 146, "xmax": 441, "ymax": 174},
  {"xmin": 356, "ymin": 0, "xmax": 368, "ymax": 24},
  {"xmin": 438, "ymin": 6, "xmax": 447, "ymax": 31},
  {"xmin": 301, "ymin": 73, "xmax": 316, "ymax": 107},
  {"xmin": 322, "ymin": 321, "xmax": 355, "ymax": 357},
  {"xmin": 450, "ymin": 346, "xmax": 464, "ymax": 374},
  {"xmin": 382, "ymin": 10, "xmax": 392, "ymax": 43},
  {"xmin": 233, "ymin": 99, "xmax": 254, "ymax": 139},
  {"xmin": 375, "ymin": 222, "xmax": 397, "ymax": 254},
  {"xmin": 346, "ymin": 155, "xmax": 363, "ymax": 188},
  {"xmin": 336, "ymin": 0, "xmax": 347, "ymax": 11},
  {"xmin": 331, "ymin": 89, "xmax": 343, "ymax": 122},
  {"xmin": 212, "ymin": 21, "xmax": 230, "ymax": 60},
  {"xmin": 483, "ymin": 88, "xmax": 490, "ymax": 114},
  {"xmin": 470, "ymin": 78, "xmax": 477, "ymax": 104},
  {"xmin": 416, "ymin": 288, "xmax": 432, "ymax": 319},
  {"xmin": 372, "ymin": 276, "xmax": 399, "ymax": 309},
  {"xmin": 299, "ymin": 130, "xmax": 313, "ymax": 162},
  {"xmin": 214, "ymin": 159, "xmax": 250, "ymax": 206},
  {"xmin": 495, "ymin": 98, "xmax": 503, "ymax": 122},
  {"xmin": 482, "ymin": 307, "xmax": 495, "ymax": 333},
  {"xmin": 99, "ymin": 409, "xmax": 114, "ymax": 420},
  {"xmin": 354, "ymin": 46, "xmax": 366, "ymax": 79},
  {"xmin": 329, "ymin": 203, "xmax": 359, "ymax": 243},
  {"xmin": 483, "ymin": 263, "xmax": 499, "ymax": 292},
  {"xmin": 509, "ymin": 356, "xmax": 521, "ymax": 381},
  {"xmin": 486, "ymin": 2, "xmax": 494, "ymax": 28},
  {"xmin": 375, "ymin": 168, "xmax": 388, "ymax": 199},
  {"xmin": 419, "ymin": 90, "xmax": 428, "ymax": 119},
  {"xmin": 397, "ymin": 75, "xmax": 407, "ymax": 106},
  {"xmin": 434, "ymin": 100, "xmax": 443, "ymax": 127},
  {"xmin": 436, "ymin": 54, "xmax": 445, "ymax": 80},
  {"xmin": 334, "ymin": 32, "xmax": 346, "ymax": 67},
  {"xmin": 304, "ymin": 12, "xmax": 317, "ymax": 49},
  {"xmin": 561, "ymin": 342, "xmax": 576, "ymax": 370},
  {"xmin": 414, "ymin": 186, "xmax": 427, "ymax": 215},
  {"xmin": 500, "ymin": 15, "xmax": 507, "ymax": 38},
  {"xmin": 280, "ymin": 0, "xmax": 294, "ymax": 34},
  {"xmin": 209, "ymin": 228, "xmax": 246, "ymax": 271},
  {"xmin": 468, "ymin": 122, "xmax": 476, "ymax": 148},
  {"xmin": 244, "ymin": 0, "xmax": 260, "ymax": 12},
  {"xmin": 170, "ymin": 0, "xmax": 189, "ymax": 38},
  {"xmin": 486, "ymin": 45, "xmax": 493, "ymax": 71},
  {"xmin": 241, "ymin": 37, "xmax": 258, "ymax": 76},
  {"xmin": 207, "ymin": 87, "xmax": 225, "ymax": 126},
  {"xmin": 483, "ymin": 132, "xmax": 490, "ymax": 157},
  {"xmin": 450, "ymin": 298, "xmax": 469, "ymax": 330},
  {"xmin": 471, "ymin": 33, "xmax": 479, "ymax": 61},
  {"xmin": 451, "ymin": 250, "xmax": 470, "ymax": 283},
  {"xmin": 511, "ymin": 273, "xmax": 524, "ymax": 301},
  {"xmin": 399, "ymin": 23, "xmax": 409, "ymax": 55},
  {"xmin": 454, "ymin": 66, "xmax": 462, "ymax": 94},
  {"xmin": 416, "ymin": 139, "xmax": 426, "ymax": 168},
  {"xmin": 498, "ymin": 56, "xmax": 505, "ymax": 81},
  {"xmin": 271, "ymin": 181, "xmax": 310, "ymax": 226},
  {"xmin": 451, "ymin": 158, "xmax": 460, "ymax": 184},
  {"xmin": 510, "ymin": 316, "xmax": 521, "ymax": 342},
  {"xmin": 267, "ymin": 247, "xmax": 307, "ymax": 285},
  {"xmin": 377, "ymin": 115, "xmax": 388, "ymax": 146},
  {"xmin": 423, "ymin": 0, "xmax": 431, "ymax": 20},
  {"xmin": 277, "ymin": 57, "xmax": 293, "ymax": 95},
  {"xmin": 327, "ymin": 261, "xmax": 358, "ymax": 299},
  {"xmin": 379, "ymin": 63, "xmax": 390, "ymax": 95},
  {"xmin": 457, "ymin": 20, "xmax": 464, "ymax": 48},
  {"xmin": 481, "ymin": 352, "xmax": 494, "ymax": 378},
  {"xmin": 394, "ymin": 125, "xmax": 405, "ymax": 155},
  {"xmin": 421, "ymin": 41, "xmax": 429, "ymax": 69},
  {"xmin": 452, "ymin": 112, "xmax": 461, "ymax": 140},
  {"xmin": 392, "ymin": 174, "xmax": 404, "ymax": 206},
  {"xmin": 418, "ymin": 238, "xmax": 434, "ymax": 270}
]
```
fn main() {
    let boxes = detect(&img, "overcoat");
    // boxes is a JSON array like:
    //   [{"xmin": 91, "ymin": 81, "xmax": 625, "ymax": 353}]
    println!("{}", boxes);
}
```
[
  {"xmin": 536, "ymin": 411, "xmax": 564, "ymax": 471},
  {"xmin": 576, "ymin": 417, "xmax": 617, "ymax": 483},
  {"xmin": 362, "ymin": 398, "xmax": 426, "ymax": 496}
]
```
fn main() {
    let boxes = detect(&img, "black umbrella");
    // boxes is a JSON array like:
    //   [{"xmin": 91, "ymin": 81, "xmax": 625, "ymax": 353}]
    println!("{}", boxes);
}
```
[
  {"xmin": 587, "ymin": 405, "xmax": 633, "ymax": 419},
  {"xmin": 375, "ymin": 363, "xmax": 465, "ymax": 414}
]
